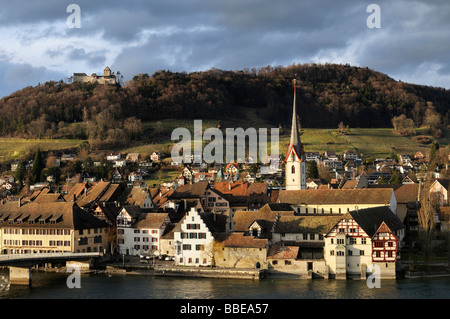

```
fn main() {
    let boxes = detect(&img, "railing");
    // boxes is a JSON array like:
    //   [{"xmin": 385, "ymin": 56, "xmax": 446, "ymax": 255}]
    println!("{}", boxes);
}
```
[{"xmin": 0, "ymin": 252, "xmax": 102, "ymax": 262}]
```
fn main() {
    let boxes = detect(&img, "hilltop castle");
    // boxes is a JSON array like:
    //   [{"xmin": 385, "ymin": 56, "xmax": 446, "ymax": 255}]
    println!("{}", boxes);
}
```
[{"xmin": 73, "ymin": 66, "xmax": 117, "ymax": 85}]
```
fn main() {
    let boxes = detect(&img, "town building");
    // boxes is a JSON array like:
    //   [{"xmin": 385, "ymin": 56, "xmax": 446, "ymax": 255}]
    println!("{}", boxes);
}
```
[
  {"xmin": 213, "ymin": 233, "xmax": 268, "ymax": 269},
  {"xmin": 277, "ymin": 188, "xmax": 397, "ymax": 216},
  {"xmin": 0, "ymin": 200, "xmax": 109, "ymax": 254},
  {"xmin": 430, "ymin": 178, "xmax": 449, "ymax": 206},
  {"xmin": 173, "ymin": 207, "xmax": 227, "ymax": 266},
  {"xmin": 116, "ymin": 205, "xmax": 170, "ymax": 256},
  {"xmin": 324, "ymin": 206, "xmax": 405, "ymax": 279}
]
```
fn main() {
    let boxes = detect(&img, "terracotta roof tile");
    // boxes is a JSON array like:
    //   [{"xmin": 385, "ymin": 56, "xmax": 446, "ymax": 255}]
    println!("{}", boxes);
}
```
[
  {"xmin": 277, "ymin": 188, "xmax": 393, "ymax": 205},
  {"xmin": 215, "ymin": 233, "xmax": 267, "ymax": 249},
  {"xmin": 267, "ymin": 245, "xmax": 299, "ymax": 259}
]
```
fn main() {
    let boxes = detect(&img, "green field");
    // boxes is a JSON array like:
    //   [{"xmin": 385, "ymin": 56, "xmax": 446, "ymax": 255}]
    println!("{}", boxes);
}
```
[
  {"xmin": 0, "ymin": 138, "xmax": 83, "ymax": 163},
  {"xmin": 295, "ymin": 127, "xmax": 443, "ymax": 158},
  {"xmin": 139, "ymin": 120, "xmax": 445, "ymax": 159},
  {"xmin": 0, "ymin": 123, "xmax": 446, "ymax": 165}
]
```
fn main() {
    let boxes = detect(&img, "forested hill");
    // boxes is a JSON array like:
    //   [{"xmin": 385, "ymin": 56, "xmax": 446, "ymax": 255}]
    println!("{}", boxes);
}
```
[{"xmin": 0, "ymin": 63, "xmax": 448, "ymax": 141}]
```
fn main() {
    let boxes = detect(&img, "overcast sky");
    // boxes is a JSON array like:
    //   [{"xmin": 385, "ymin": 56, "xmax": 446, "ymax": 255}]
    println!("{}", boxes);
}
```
[{"xmin": 0, "ymin": 0, "xmax": 449, "ymax": 98}]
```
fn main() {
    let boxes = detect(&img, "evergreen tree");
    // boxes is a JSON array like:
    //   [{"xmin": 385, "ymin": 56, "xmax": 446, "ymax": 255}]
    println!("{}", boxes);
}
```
[
  {"xmin": 306, "ymin": 161, "xmax": 319, "ymax": 179},
  {"xmin": 31, "ymin": 148, "xmax": 44, "ymax": 184},
  {"xmin": 14, "ymin": 160, "xmax": 26, "ymax": 189}
]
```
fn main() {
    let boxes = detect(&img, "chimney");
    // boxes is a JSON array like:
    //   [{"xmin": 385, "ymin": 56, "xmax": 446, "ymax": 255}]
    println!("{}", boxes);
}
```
[
  {"xmin": 84, "ymin": 187, "xmax": 87, "ymax": 197},
  {"xmin": 228, "ymin": 181, "xmax": 232, "ymax": 191},
  {"xmin": 184, "ymin": 199, "xmax": 187, "ymax": 210}
]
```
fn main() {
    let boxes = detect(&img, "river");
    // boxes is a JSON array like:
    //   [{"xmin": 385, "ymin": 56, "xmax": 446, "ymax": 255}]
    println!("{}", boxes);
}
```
[{"xmin": 0, "ymin": 270, "xmax": 449, "ymax": 299}]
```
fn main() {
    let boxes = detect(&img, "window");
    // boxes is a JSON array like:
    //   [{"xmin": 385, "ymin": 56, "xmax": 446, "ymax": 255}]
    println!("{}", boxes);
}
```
[
  {"xmin": 387, "ymin": 251, "xmax": 393, "ymax": 257},
  {"xmin": 310, "ymin": 234, "xmax": 315, "ymax": 240},
  {"xmin": 337, "ymin": 251, "xmax": 344, "ymax": 256},
  {"xmin": 285, "ymin": 260, "xmax": 292, "ymax": 265},
  {"xmin": 374, "ymin": 241, "xmax": 383, "ymax": 248},
  {"xmin": 348, "ymin": 250, "xmax": 353, "ymax": 256},
  {"xmin": 348, "ymin": 238, "xmax": 356, "ymax": 245},
  {"xmin": 361, "ymin": 238, "xmax": 366, "ymax": 244},
  {"xmin": 388, "ymin": 241, "xmax": 394, "ymax": 247},
  {"xmin": 375, "ymin": 251, "xmax": 381, "ymax": 257},
  {"xmin": 330, "ymin": 250, "xmax": 334, "ymax": 256},
  {"xmin": 303, "ymin": 234, "xmax": 308, "ymax": 240},
  {"xmin": 337, "ymin": 239, "xmax": 345, "ymax": 245},
  {"xmin": 360, "ymin": 250, "xmax": 365, "ymax": 255},
  {"xmin": 291, "ymin": 165, "xmax": 295, "ymax": 174}
]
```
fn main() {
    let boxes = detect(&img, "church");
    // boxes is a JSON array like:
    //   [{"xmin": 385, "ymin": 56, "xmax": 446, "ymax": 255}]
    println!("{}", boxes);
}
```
[{"xmin": 284, "ymin": 79, "xmax": 307, "ymax": 190}]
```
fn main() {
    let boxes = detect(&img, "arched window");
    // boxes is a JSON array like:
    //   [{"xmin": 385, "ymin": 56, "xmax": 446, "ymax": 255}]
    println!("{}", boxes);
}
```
[{"xmin": 291, "ymin": 165, "xmax": 295, "ymax": 174}]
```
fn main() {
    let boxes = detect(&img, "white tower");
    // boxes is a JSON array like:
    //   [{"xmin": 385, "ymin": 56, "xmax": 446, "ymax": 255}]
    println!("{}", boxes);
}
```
[{"xmin": 285, "ymin": 79, "xmax": 306, "ymax": 190}]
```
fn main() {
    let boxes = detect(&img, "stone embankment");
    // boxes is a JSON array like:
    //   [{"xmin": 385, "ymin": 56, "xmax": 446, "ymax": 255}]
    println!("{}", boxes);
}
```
[{"xmin": 153, "ymin": 266, "xmax": 266, "ymax": 280}]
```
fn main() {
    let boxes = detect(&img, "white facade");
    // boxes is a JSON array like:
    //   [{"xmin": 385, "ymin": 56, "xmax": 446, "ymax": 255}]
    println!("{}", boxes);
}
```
[
  {"xmin": 116, "ymin": 208, "xmax": 169, "ymax": 256},
  {"xmin": 174, "ymin": 208, "xmax": 214, "ymax": 266},
  {"xmin": 285, "ymin": 153, "xmax": 307, "ymax": 190}
]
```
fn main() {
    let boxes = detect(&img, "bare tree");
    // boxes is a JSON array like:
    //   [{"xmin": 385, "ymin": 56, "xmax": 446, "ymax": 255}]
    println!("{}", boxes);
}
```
[{"xmin": 417, "ymin": 166, "xmax": 439, "ymax": 271}]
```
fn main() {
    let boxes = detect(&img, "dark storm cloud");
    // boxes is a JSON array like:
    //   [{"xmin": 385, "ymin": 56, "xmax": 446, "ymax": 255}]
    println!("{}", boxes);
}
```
[{"xmin": 0, "ymin": 0, "xmax": 449, "ymax": 98}]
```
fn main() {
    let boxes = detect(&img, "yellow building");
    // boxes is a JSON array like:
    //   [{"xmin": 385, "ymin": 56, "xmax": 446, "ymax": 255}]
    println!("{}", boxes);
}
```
[
  {"xmin": 0, "ymin": 200, "xmax": 109, "ymax": 254},
  {"xmin": 213, "ymin": 233, "xmax": 268, "ymax": 269}
]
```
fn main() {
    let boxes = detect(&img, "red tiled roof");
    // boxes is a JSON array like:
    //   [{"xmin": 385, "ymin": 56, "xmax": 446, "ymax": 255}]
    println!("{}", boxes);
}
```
[
  {"xmin": 215, "ymin": 233, "xmax": 267, "ymax": 249},
  {"xmin": 267, "ymin": 245, "xmax": 299, "ymax": 259}
]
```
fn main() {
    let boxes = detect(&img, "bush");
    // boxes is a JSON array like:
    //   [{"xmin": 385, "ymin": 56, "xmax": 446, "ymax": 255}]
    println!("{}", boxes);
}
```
[{"xmin": 412, "ymin": 135, "xmax": 432, "ymax": 145}]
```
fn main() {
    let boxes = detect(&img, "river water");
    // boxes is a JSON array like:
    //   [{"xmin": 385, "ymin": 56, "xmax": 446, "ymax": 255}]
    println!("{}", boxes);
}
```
[{"xmin": 0, "ymin": 270, "xmax": 449, "ymax": 299}]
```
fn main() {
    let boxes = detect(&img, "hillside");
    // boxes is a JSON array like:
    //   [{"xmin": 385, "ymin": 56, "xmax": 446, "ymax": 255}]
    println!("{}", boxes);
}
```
[{"xmin": 0, "ymin": 63, "xmax": 448, "ymax": 150}]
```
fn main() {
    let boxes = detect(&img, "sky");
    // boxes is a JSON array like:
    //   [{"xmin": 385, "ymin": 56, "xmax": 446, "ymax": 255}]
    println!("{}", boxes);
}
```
[{"xmin": 0, "ymin": 0, "xmax": 450, "ymax": 98}]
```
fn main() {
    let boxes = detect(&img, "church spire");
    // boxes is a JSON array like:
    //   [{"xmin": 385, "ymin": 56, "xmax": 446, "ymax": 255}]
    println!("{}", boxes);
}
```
[{"xmin": 287, "ymin": 78, "xmax": 304, "ymax": 161}]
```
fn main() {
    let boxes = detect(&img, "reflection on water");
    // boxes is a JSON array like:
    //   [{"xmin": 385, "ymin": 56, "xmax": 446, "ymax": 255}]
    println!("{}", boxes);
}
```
[{"xmin": 1, "ymin": 269, "xmax": 449, "ymax": 299}]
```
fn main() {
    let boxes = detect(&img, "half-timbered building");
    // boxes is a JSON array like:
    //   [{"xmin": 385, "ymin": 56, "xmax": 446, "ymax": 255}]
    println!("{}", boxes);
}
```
[{"xmin": 324, "ymin": 206, "xmax": 405, "ymax": 279}]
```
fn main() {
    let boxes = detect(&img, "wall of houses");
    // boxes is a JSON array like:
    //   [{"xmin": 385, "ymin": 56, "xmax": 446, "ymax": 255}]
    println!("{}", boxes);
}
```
[
  {"xmin": 160, "ymin": 237, "xmax": 175, "ymax": 256},
  {"xmin": 214, "ymin": 246, "xmax": 267, "ymax": 269},
  {"xmin": 201, "ymin": 189, "xmax": 229, "ymax": 213},
  {"xmin": 268, "ymin": 259, "xmax": 328, "ymax": 278},
  {"xmin": 1, "ymin": 227, "xmax": 108, "ymax": 254},
  {"xmin": 292, "ymin": 203, "xmax": 394, "ymax": 215},
  {"xmin": 272, "ymin": 232, "xmax": 324, "ymax": 245},
  {"xmin": 430, "ymin": 182, "xmax": 448, "ymax": 206},
  {"xmin": 117, "ymin": 227, "xmax": 163, "ymax": 256}
]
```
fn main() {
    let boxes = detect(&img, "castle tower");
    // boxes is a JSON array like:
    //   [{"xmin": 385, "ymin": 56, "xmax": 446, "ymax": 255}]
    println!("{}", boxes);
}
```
[
  {"xmin": 284, "ymin": 79, "xmax": 306, "ymax": 190},
  {"xmin": 104, "ymin": 66, "xmax": 111, "ymax": 77}
]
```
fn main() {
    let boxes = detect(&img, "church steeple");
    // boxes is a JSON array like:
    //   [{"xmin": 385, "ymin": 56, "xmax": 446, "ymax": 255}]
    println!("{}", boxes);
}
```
[
  {"xmin": 286, "ymin": 79, "xmax": 304, "ymax": 161},
  {"xmin": 285, "ymin": 78, "xmax": 306, "ymax": 190}
]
